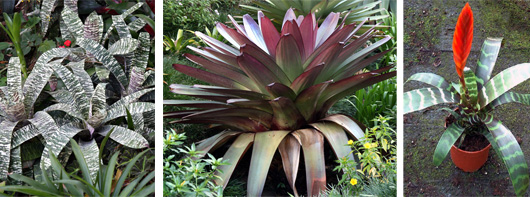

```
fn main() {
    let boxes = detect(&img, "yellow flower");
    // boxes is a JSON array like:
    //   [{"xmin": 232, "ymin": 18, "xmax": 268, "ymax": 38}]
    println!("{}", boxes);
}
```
[
  {"xmin": 383, "ymin": 139, "xmax": 388, "ymax": 144},
  {"xmin": 347, "ymin": 140, "xmax": 353, "ymax": 145},
  {"xmin": 168, "ymin": 134, "xmax": 172, "ymax": 141},
  {"xmin": 363, "ymin": 143, "xmax": 371, "ymax": 149},
  {"xmin": 350, "ymin": 178, "xmax": 358, "ymax": 186},
  {"xmin": 180, "ymin": 180, "xmax": 186, "ymax": 186}
]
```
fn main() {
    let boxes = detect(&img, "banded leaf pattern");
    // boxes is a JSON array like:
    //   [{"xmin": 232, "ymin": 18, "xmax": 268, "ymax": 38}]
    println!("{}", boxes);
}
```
[
  {"xmin": 84, "ymin": 12, "xmax": 104, "ymax": 42},
  {"xmin": 483, "ymin": 91, "xmax": 530, "ymax": 112},
  {"xmin": 61, "ymin": 6, "xmax": 84, "ymax": 40},
  {"xmin": 406, "ymin": 73, "xmax": 456, "ymax": 93},
  {"xmin": 39, "ymin": 0, "xmax": 56, "ymax": 34},
  {"xmin": 433, "ymin": 123, "xmax": 465, "ymax": 165},
  {"xmin": 482, "ymin": 115, "xmax": 529, "ymax": 196},
  {"xmin": 112, "ymin": 15, "xmax": 131, "ymax": 39},
  {"xmin": 99, "ymin": 126, "xmax": 149, "ymax": 148},
  {"xmin": 404, "ymin": 87, "xmax": 460, "ymax": 114},
  {"xmin": 0, "ymin": 121, "xmax": 17, "ymax": 181},
  {"xmin": 475, "ymin": 38, "xmax": 502, "ymax": 90},
  {"xmin": 479, "ymin": 63, "xmax": 530, "ymax": 108},
  {"xmin": 463, "ymin": 67, "xmax": 479, "ymax": 106}
]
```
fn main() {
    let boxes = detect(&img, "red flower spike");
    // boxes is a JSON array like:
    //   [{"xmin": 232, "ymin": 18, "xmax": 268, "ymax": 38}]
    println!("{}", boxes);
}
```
[
  {"xmin": 64, "ymin": 40, "xmax": 71, "ymax": 47},
  {"xmin": 452, "ymin": 2, "xmax": 473, "ymax": 85}
]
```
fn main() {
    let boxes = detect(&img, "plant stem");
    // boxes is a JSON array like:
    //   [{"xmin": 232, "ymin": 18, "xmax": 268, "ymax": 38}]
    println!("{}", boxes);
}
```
[{"xmin": 13, "ymin": 41, "xmax": 27, "ymax": 80}]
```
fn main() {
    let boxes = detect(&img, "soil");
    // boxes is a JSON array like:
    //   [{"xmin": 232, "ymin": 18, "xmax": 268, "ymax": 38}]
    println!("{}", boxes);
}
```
[
  {"xmin": 404, "ymin": 0, "xmax": 530, "ymax": 196},
  {"xmin": 455, "ymin": 133, "xmax": 489, "ymax": 152}
]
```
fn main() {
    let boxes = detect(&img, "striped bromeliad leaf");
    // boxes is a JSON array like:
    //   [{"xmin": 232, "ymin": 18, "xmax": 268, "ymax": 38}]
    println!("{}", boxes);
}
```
[
  {"xmin": 482, "ymin": 115, "xmax": 529, "ymax": 196},
  {"xmin": 433, "ymin": 122, "xmax": 465, "ymax": 166},
  {"xmin": 403, "ymin": 87, "xmax": 460, "ymax": 114},
  {"xmin": 166, "ymin": 9, "xmax": 395, "ymax": 196}
]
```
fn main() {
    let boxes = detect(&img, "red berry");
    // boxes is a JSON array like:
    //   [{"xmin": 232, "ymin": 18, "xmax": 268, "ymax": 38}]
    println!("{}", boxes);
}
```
[{"xmin": 64, "ymin": 40, "xmax": 71, "ymax": 47}]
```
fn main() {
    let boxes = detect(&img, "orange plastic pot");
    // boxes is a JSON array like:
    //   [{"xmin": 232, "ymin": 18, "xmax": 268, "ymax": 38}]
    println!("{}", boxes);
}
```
[{"xmin": 450, "ymin": 143, "xmax": 491, "ymax": 172}]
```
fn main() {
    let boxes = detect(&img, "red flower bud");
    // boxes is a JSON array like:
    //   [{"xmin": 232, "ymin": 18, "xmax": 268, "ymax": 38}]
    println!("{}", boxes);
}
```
[{"xmin": 64, "ymin": 40, "xmax": 71, "ymax": 47}]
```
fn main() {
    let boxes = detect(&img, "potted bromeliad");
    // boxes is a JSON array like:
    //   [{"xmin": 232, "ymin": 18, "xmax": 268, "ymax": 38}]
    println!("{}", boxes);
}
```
[
  {"xmin": 404, "ymin": 3, "xmax": 530, "ymax": 196},
  {"xmin": 165, "ymin": 9, "xmax": 395, "ymax": 196}
]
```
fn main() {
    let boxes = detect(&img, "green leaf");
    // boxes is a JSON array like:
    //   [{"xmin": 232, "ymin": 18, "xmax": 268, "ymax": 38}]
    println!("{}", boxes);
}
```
[
  {"xmin": 406, "ymin": 72, "xmax": 456, "ymax": 93},
  {"xmin": 479, "ymin": 63, "xmax": 530, "ymax": 108},
  {"xmin": 403, "ymin": 87, "xmax": 460, "ymax": 114},
  {"xmin": 37, "ymin": 40, "xmax": 56, "ymax": 53},
  {"xmin": 248, "ymin": 130, "xmax": 290, "ymax": 196},
  {"xmin": 322, "ymin": 114, "xmax": 365, "ymax": 141},
  {"xmin": 269, "ymin": 97, "xmax": 306, "ymax": 130},
  {"xmin": 482, "ymin": 115, "xmax": 529, "ymax": 196},
  {"xmin": 475, "ymin": 38, "xmax": 503, "ymax": 90},
  {"xmin": 112, "ymin": 149, "xmax": 149, "ymax": 197},
  {"xmin": 433, "ymin": 122, "xmax": 465, "ymax": 166},
  {"xmin": 463, "ymin": 67, "xmax": 479, "ymax": 106},
  {"xmin": 104, "ymin": 151, "xmax": 120, "ymax": 196},
  {"xmin": 311, "ymin": 122, "xmax": 354, "ymax": 161},
  {"xmin": 78, "ymin": 139, "xmax": 100, "ymax": 185},
  {"xmin": 483, "ymin": 91, "xmax": 530, "ymax": 112}
]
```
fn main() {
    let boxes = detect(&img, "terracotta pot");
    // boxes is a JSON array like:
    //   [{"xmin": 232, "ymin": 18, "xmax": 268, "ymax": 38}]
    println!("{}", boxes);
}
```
[{"xmin": 450, "ymin": 143, "xmax": 491, "ymax": 172}]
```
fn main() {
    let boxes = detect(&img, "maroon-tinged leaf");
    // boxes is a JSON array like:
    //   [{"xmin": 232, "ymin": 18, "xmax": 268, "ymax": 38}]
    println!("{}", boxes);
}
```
[
  {"xmin": 169, "ymin": 84, "xmax": 235, "ymax": 102},
  {"xmin": 216, "ymin": 23, "xmax": 259, "ymax": 49},
  {"xmin": 282, "ymin": 8, "xmax": 297, "ymax": 27},
  {"xmin": 240, "ymin": 44, "xmax": 291, "ymax": 85},
  {"xmin": 322, "ymin": 114, "xmax": 365, "ymax": 141},
  {"xmin": 182, "ymin": 108, "xmax": 272, "ymax": 124},
  {"xmin": 177, "ymin": 117, "xmax": 269, "ymax": 131},
  {"xmin": 315, "ymin": 12, "xmax": 340, "ymax": 47},
  {"xmin": 281, "ymin": 20, "xmax": 305, "ymax": 60},
  {"xmin": 270, "ymin": 97, "xmax": 306, "ymax": 130},
  {"xmin": 187, "ymin": 46, "xmax": 239, "ymax": 69},
  {"xmin": 311, "ymin": 122, "xmax": 354, "ymax": 161},
  {"xmin": 295, "ymin": 80, "xmax": 331, "ymax": 121},
  {"xmin": 215, "ymin": 133, "xmax": 255, "ymax": 188},
  {"xmin": 299, "ymin": 12, "xmax": 317, "ymax": 58},
  {"xmin": 163, "ymin": 110, "xmax": 200, "ymax": 119},
  {"xmin": 184, "ymin": 54, "xmax": 258, "ymax": 91},
  {"xmin": 337, "ymin": 35, "xmax": 392, "ymax": 72},
  {"xmin": 238, "ymin": 52, "xmax": 282, "ymax": 93},
  {"xmin": 258, "ymin": 11, "xmax": 280, "ymax": 57},
  {"xmin": 292, "ymin": 129, "xmax": 327, "ymax": 196},
  {"xmin": 278, "ymin": 134, "xmax": 301, "ymax": 196},
  {"xmin": 202, "ymin": 47, "xmax": 239, "ymax": 68},
  {"xmin": 173, "ymin": 64, "xmax": 246, "ymax": 90},
  {"xmin": 319, "ymin": 71, "xmax": 396, "ymax": 116},
  {"xmin": 247, "ymin": 130, "xmax": 290, "ymax": 196},
  {"xmin": 337, "ymin": 27, "xmax": 376, "ymax": 60},
  {"xmin": 242, "ymin": 14, "xmax": 268, "ymax": 52},
  {"xmin": 227, "ymin": 99, "xmax": 273, "ymax": 113},
  {"xmin": 228, "ymin": 15, "xmax": 247, "ymax": 35},
  {"xmin": 291, "ymin": 63, "xmax": 326, "ymax": 93},
  {"xmin": 311, "ymin": 23, "xmax": 355, "ymax": 58},
  {"xmin": 334, "ymin": 49, "xmax": 391, "ymax": 80},
  {"xmin": 195, "ymin": 131, "xmax": 242, "ymax": 158},
  {"xmin": 304, "ymin": 42, "xmax": 344, "ymax": 76},
  {"xmin": 276, "ymin": 34, "xmax": 303, "ymax": 82},
  {"xmin": 163, "ymin": 100, "xmax": 231, "ymax": 109},
  {"xmin": 195, "ymin": 31, "xmax": 239, "ymax": 56},
  {"xmin": 193, "ymin": 85, "xmax": 271, "ymax": 100},
  {"xmin": 267, "ymin": 83, "xmax": 297, "ymax": 101}
]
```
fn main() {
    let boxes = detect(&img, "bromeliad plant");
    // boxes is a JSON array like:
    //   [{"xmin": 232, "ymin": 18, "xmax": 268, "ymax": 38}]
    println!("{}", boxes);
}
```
[
  {"xmin": 165, "ymin": 9, "xmax": 395, "ymax": 196},
  {"xmin": 404, "ymin": 3, "xmax": 530, "ymax": 196}
]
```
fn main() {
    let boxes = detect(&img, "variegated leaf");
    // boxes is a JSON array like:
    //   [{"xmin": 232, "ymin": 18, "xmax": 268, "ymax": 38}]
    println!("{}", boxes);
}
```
[
  {"xmin": 482, "ymin": 115, "xmax": 529, "ymax": 196},
  {"xmin": 128, "ymin": 32, "xmax": 151, "ymax": 94},
  {"xmin": 89, "ymin": 83, "xmax": 107, "ymax": 126},
  {"xmin": 47, "ymin": 90, "xmax": 76, "ymax": 106},
  {"xmin": 108, "ymin": 38, "xmax": 139, "ymax": 55},
  {"xmin": 77, "ymin": 38, "xmax": 128, "ymax": 89},
  {"xmin": 475, "ymin": 38, "xmax": 502, "ymax": 90},
  {"xmin": 64, "ymin": 0, "xmax": 78, "ymax": 12},
  {"xmin": 24, "ymin": 48, "xmax": 70, "ymax": 113},
  {"xmin": 120, "ymin": 2, "xmax": 144, "ymax": 18},
  {"xmin": 406, "ymin": 73, "xmax": 456, "ymax": 93},
  {"xmin": 44, "ymin": 103, "xmax": 85, "ymax": 121},
  {"xmin": 101, "ymin": 25, "xmax": 115, "ymax": 44},
  {"xmin": 403, "ymin": 87, "xmax": 460, "ymax": 114},
  {"xmin": 103, "ymin": 102, "xmax": 154, "ymax": 124},
  {"xmin": 463, "ymin": 67, "xmax": 479, "ymax": 106},
  {"xmin": 0, "ymin": 120, "xmax": 17, "ymax": 181},
  {"xmin": 61, "ymin": 6, "xmax": 84, "ymax": 40},
  {"xmin": 433, "ymin": 122, "xmax": 465, "ymax": 166},
  {"xmin": 60, "ymin": 18, "xmax": 75, "ymax": 41},
  {"xmin": 67, "ymin": 60, "xmax": 94, "ymax": 95},
  {"xmin": 84, "ymin": 12, "xmax": 104, "ymax": 42},
  {"xmin": 39, "ymin": 0, "xmax": 57, "ymax": 35},
  {"xmin": 7, "ymin": 58, "xmax": 22, "ymax": 102},
  {"xmin": 95, "ymin": 65, "xmax": 110, "ymax": 81},
  {"xmin": 128, "ymin": 18, "xmax": 146, "ymax": 32},
  {"xmin": 51, "ymin": 62, "xmax": 90, "ymax": 117},
  {"xmin": 99, "ymin": 125, "xmax": 149, "ymax": 148},
  {"xmin": 483, "ymin": 91, "xmax": 530, "ymax": 112},
  {"xmin": 109, "ymin": 88, "xmax": 154, "ymax": 109},
  {"xmin": 479, "ymin": 63, "xmax": 530, "ymax": 108},
  {"xmin": 79, "ymin": 139, "xmax": 99, "ymax": 183},
  {"xmin": 112, "ymin": 15, "xmax": 131, "ymax": 39},
  {"xmin": 11, "ymin": 123, "xmax": 39, "ymax": 148},
  {"xmin": 9, "ymin": 146, "xmax": 22, "ymax": 183}
]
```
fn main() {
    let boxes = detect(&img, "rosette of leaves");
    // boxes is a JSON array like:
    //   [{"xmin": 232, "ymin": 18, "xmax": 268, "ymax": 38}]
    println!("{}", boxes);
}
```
[
  {"xmin": 0, "ymin": 48, "xmax": 73, "ymax": 182},
  {"xmin": 0, "ymin": 135, "xmax": 154, "ymax": 196},
  {"xmin": 42, "ymin": 58, "xmax": 154, "ymax": 180},
  {"xmin": 404, "ymin": 3, "xmax": 530, "ymax": 196},
  {"xmin": 241, "ymin": 0, "xmax": 388, "ymax": 27},
  {"xmin": 165, "ymin": 9, "xmax": 395, "ymax": 196}
]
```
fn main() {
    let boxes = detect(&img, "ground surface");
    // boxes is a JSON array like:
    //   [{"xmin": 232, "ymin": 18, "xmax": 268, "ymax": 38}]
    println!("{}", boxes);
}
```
[{"xmin": 404, "ymin": 0, "xmax": 530, "ymax": 196}]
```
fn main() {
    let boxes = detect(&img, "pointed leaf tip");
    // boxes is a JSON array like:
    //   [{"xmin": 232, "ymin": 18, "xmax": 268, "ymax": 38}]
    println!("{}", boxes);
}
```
[{"xmin": 452, "ymin": 2, "xmax": 473, "ymax": 83}]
